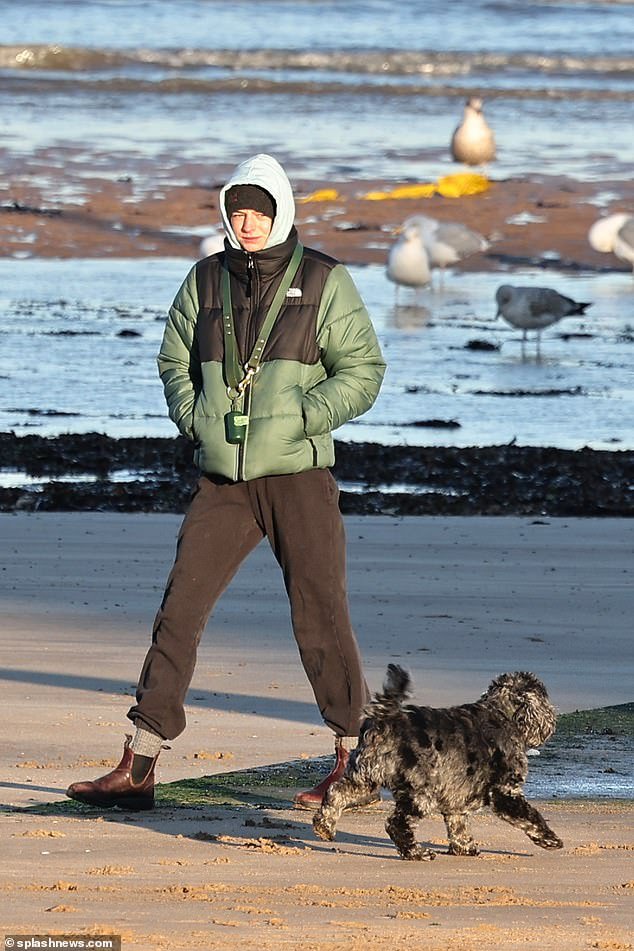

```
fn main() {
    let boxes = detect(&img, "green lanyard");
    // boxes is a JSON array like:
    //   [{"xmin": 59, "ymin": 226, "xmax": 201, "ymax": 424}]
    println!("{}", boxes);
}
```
[{"xmin": 221, "ymin": 242, "xmax": 304, "ymax": 403}]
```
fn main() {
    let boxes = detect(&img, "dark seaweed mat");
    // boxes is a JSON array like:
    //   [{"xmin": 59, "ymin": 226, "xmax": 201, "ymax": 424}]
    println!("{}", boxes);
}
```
[{"xmin": 1, "ymin": 433, "xmax": 632, "ymax": 516}]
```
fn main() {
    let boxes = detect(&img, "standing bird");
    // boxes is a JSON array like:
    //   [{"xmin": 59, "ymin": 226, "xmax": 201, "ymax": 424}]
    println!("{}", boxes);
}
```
[
  {"xmin": 199, "ymin": 229, "xmax": 225, "ymax": 257},
  {"xmin": 588, "ymin": 213, "xmax": 634, "ymax": 272},
  {"xmin": 451, "ymin": 97, "xmax": 496, "ymax": 166},
  {"xmin": 386, "ymin": 223, "xmax": 431, "ymax": 301},
  {"xmin": 404, "ymin": 213, "xmax": 489, "ymax": 285},
  {"xmin": 495, "ymin": 285, "xmax": 591, "ymax": 358}
]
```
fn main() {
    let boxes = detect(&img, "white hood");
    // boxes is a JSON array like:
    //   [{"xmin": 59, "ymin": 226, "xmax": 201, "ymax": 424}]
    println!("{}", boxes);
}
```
[{"xmin": 219, "ymin": 153, "xmax": 296, "ymax": 251}]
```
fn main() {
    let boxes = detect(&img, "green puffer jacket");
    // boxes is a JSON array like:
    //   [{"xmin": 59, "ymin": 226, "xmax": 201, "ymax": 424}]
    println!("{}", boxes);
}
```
[{"xmin": 157, "ymin": 155, "xmax": 386, "ymax": 482}]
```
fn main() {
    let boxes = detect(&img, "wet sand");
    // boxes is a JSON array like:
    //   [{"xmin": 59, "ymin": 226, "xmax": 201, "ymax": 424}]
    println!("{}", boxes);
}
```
[
  {"xmin": 2, "ymin": 149, "xmax": 633, "ymax": 270},
  {"xmin": 1, "ymin": 513, "xmax": 632, "ymax": 950},
  {"xmin": 3, "ymin": 801, "xmax": 633, "ymax": 951}
]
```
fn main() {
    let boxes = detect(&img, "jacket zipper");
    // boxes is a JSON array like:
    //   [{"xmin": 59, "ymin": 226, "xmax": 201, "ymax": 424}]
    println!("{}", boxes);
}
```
[
  {"xmin": 237, "ymin": 254, "xmax": 257, "ymax": 481},
  {"xmin": 245, "ymin": 254, "xmax": 258, "ymax": 354}
]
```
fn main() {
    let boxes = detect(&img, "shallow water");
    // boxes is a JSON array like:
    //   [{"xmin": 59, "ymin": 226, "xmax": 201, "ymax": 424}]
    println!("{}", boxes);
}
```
[
  {"xmin": 4, "ymin": 0, "xmax": 634, "ymax": 56},
  {"xmin": 1, "ymin": 0, "xmax": 633, "ymax": 183},
  {"xmin": 526, "ymin": 731, "xmax": 634, "ymax": 799},
  {"xmin": 1, "ymin": 257, "xmax": 632, "ymax": 450}
]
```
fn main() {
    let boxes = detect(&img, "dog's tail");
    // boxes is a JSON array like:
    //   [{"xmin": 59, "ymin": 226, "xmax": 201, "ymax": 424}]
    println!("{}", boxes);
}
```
[{"xmin": 366, "ymin": 664, "xmax": 411, "ymax": 718}]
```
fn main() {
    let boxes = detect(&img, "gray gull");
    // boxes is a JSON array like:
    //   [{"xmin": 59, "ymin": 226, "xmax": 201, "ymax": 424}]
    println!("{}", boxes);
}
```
[
  {"xmin": 403, "ymin": 213, "xmax": 489, "ymax": 284},
  {"xmin": 495, "ymin": 284, "xmax": 591, "ymax": 357}
]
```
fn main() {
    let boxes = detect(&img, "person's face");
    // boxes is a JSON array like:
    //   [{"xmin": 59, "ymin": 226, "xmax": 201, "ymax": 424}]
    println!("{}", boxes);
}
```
[{"xmin": 230, "ymin": 209, "xmax": 273, "ymax": 252}]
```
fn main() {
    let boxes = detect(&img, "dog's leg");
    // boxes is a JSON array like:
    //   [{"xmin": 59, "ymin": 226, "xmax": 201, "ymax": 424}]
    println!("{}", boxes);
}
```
[
  {"xmin": 443, "ymin": 813, "xmax": 480, "ymax": 856},
  {"xmin": 490, "ymin": 790, "xmax": 563, "ymax": 849},
  {"xmin": 313, "ymin": 775, "xmax": 372, "ymax": 842},
  {"xmin": 385, "ymin": 793, "xmax": 435, "ymax": 861}
]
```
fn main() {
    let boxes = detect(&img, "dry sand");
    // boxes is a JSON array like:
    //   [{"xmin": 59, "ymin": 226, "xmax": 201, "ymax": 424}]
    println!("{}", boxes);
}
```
[{"xmin": 1, "ymin": 512, "xmax": 632, "ymax": 950}]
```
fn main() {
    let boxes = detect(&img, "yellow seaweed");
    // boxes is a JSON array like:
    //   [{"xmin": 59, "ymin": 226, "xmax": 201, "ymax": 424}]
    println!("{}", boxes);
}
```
[
  {"xmin": 298, "ymin": 188, "xmax": 340, "ymax": 202},
  {"xmin": 361, "ymin": 173, "xmax": 490, "ymax": 201},
  {"xmin": 435, "ymin": 173, "xmax": 490, "ymax": 197}
]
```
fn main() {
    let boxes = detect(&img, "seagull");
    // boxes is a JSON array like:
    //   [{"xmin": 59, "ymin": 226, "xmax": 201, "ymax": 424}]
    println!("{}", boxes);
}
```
[
  {"xmin": 386, "ymin": 224, "xmax": 431, "ymax": 301},
  {"xmin": 495, "ymin": 284, "xmax": 592, "ymax": 358},
  {"xmin": 199, "ymin": 230, "xmax": 225, "ymax": 257},
  {"xmin": 403, "ymin": 214, "xmax": 489, "ymax": 284},
  {"xmin": 450, "ymin": 97, "xmax": 496, "ymax": 166},
  {"xmin": 588, "ymin": 213, "xmax": 634, "ymax": 272}
]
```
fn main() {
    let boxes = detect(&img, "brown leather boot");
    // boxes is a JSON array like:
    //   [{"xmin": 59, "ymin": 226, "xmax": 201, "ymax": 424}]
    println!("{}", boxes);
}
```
[
  {"xmin": 293, "ymin": 739, "xmax": 379, "ymax": 810},
  {"xmin": 66, "ymin": 736, "xmax": 159, "ymax": 811}
]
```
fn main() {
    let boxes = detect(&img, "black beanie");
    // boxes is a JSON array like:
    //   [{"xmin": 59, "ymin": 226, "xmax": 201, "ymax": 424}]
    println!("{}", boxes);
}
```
[{"xmin": 225, "ymin": 184, "xmax": 276, "ymax": 220}]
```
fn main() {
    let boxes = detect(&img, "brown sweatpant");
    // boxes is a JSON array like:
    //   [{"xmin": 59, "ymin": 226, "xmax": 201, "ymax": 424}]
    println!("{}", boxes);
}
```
[{"xmin": 127, "ymin": 468, "xmax": 370, "ymax": 740}]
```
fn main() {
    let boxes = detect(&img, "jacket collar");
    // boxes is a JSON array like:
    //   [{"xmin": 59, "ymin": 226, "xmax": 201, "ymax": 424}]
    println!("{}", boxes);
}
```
[{"xmin": 224, "ymin": 227, "xmax": 298, "ymax": 285}]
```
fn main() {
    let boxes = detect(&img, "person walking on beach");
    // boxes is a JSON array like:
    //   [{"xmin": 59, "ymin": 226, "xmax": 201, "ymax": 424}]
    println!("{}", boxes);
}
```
[{"xmin": 66, "ymin": 153, "xmax": 386, "ymax": 812}]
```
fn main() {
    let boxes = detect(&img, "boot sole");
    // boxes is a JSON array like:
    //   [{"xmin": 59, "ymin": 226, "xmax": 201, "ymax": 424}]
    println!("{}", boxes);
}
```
[{"xmin": 66, "ymin": 791, "xmax": 154, "ymax": 811}]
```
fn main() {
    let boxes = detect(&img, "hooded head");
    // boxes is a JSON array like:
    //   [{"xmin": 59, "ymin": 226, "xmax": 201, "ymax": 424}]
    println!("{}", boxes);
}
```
[{"xmin": 220, "ymin": 153, "xmax": 295, "ymax": 252}]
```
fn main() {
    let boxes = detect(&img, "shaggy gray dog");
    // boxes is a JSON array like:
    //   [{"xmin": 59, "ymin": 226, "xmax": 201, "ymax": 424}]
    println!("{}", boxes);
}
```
[{"xmin": 313, "ymin": 665, "xmax": 563, "ymax": 860}]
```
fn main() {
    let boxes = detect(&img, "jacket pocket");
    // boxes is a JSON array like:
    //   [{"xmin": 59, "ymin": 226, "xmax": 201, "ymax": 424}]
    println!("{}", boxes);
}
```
[
  {"xmin": 191, "ymin": 391, "xmax": 203, "ymax": 443},
  {"xmin": 307, "ymin": 433, "xmax": 334, "ymax": 469}
]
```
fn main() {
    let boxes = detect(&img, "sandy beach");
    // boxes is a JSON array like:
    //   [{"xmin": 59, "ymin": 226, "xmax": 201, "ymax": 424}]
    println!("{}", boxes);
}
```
[
  {"xmin": 1, "ymin": 512, "xmax": 632, "ymax": 949},
  {"xmin": 3, "ymin": 3, "xmax": 633, "ymax": 945}
]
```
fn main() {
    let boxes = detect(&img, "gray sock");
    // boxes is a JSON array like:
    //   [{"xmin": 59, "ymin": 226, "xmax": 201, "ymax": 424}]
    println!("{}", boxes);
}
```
[{"xmin": 130, "ymin": 727, "xmax": 164, "ymax": 758}]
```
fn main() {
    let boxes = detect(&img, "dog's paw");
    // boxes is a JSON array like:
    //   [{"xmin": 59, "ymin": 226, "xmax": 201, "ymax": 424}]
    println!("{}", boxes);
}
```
[
  {"xmin": 447, "ymin": 842, "xmax": 480, "ymax": 856},
  {"xmin": 538, "ymin": 832, "xmax": 564, "ymax": 850},
  {"xmin": 399, "ymin": 846, "xmax": 436, "ymax": 862},
  {"xmin": 313, "ymin": 814, "xmax": 336, "ymax": 842}
]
